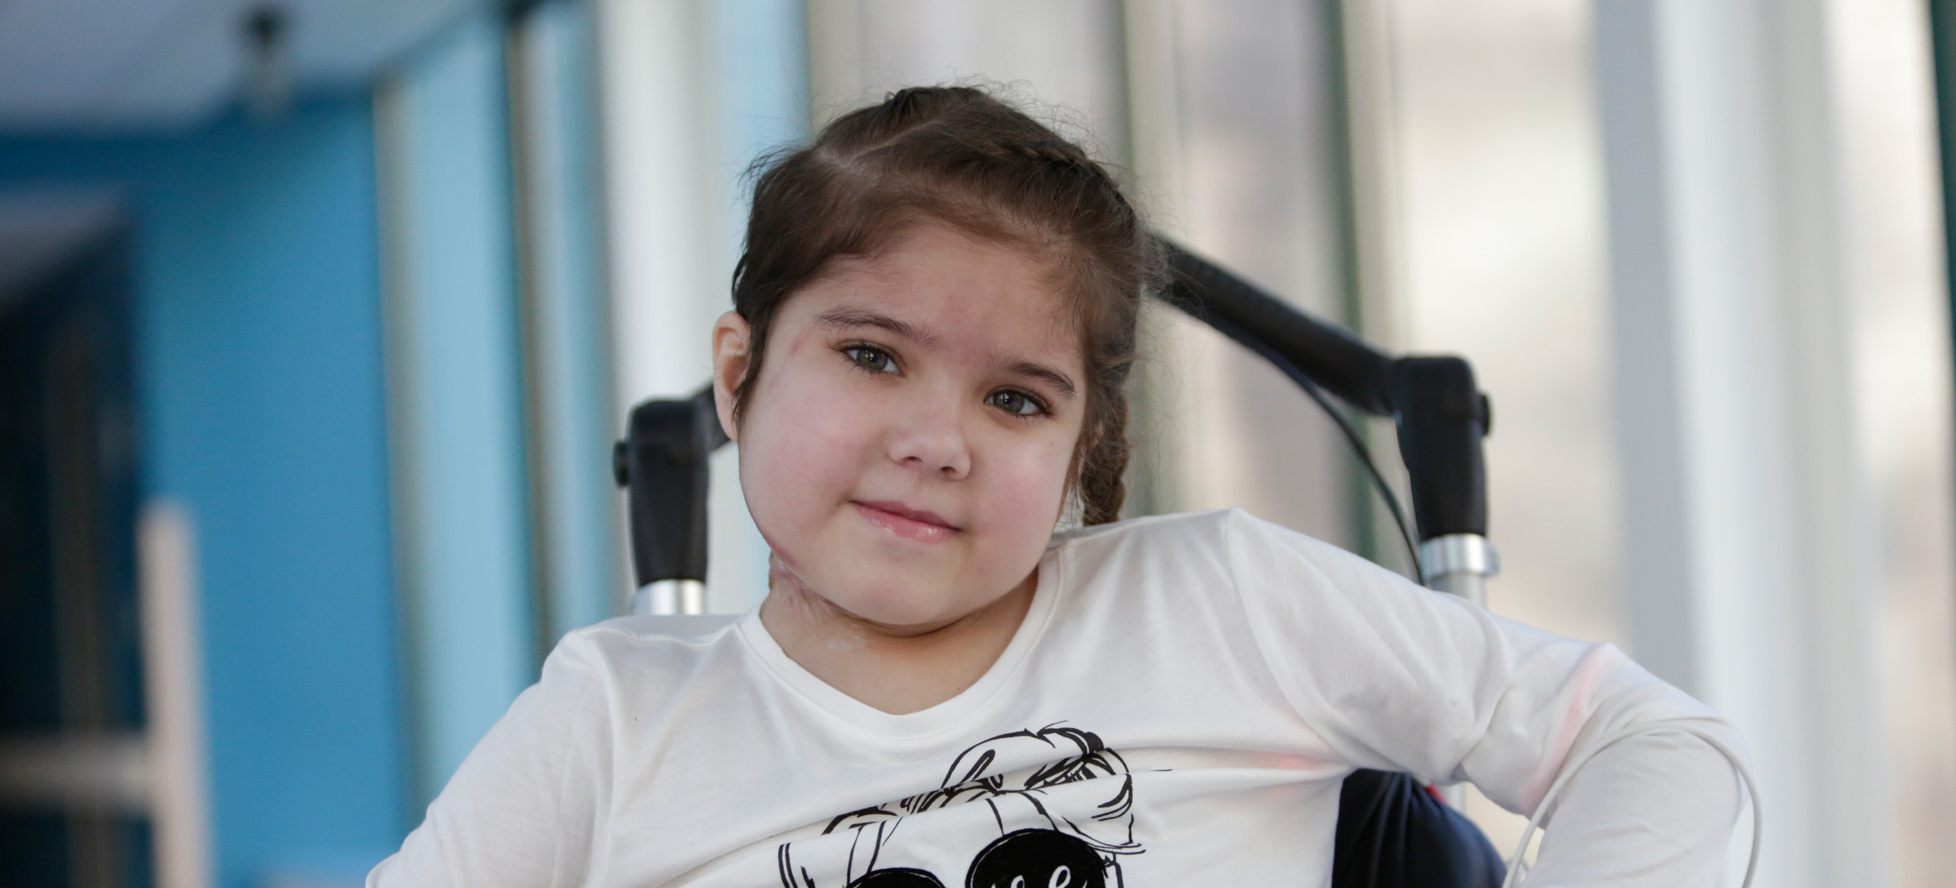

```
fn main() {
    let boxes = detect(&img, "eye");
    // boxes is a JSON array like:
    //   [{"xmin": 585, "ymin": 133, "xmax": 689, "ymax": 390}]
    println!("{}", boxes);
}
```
[
  {"xmin": 842, "ymin": 345, "xmax": 897, "ymax": 374},
  {"xmin": 986, "ymin": 388, "xmax": 1047, "ymax": 417}
]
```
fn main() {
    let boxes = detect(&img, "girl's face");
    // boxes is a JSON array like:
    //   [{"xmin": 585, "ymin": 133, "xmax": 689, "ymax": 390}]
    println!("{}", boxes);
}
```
[{"xmin": 714, "ymin": 223, "xmax": 1087, "ymax": 630}]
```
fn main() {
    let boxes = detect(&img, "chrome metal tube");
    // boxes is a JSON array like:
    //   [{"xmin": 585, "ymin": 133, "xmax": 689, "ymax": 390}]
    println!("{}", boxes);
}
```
[
  {"xmin": 1419, "ymin": 533, "xmax": 1500, "ymax": 610},
  {"xmin": 631, "ymin": 578, "xmax": 706, "ymax": 616},
  {"xmin": 1420, "ymin": 533, "xmax": 1499, "ymax": 807}
]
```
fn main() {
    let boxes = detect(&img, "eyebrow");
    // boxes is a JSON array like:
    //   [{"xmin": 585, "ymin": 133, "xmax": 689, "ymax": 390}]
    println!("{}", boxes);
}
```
[
  {"xmin": 816, "ymin": 308, "xmax": 1078, "ymax": 400},
  {"xmin": 1004, "ymin": 360, "xmax": 1078, "ymax": 400},
  {"xmin": 815, "ymin": 309, "xmax": 939, "ymax": 347}
]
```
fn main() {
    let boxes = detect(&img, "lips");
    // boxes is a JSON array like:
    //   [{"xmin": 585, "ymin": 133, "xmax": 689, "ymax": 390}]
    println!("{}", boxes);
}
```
[{"xmin": 853, "ymin": 500, "xmax": 960, "ymax": 543}]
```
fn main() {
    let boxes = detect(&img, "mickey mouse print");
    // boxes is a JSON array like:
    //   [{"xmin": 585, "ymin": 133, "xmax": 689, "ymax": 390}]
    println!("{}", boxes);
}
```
[{"xmin": 776, "ymin": 726, "xmax": 1145, "ymax": 888}]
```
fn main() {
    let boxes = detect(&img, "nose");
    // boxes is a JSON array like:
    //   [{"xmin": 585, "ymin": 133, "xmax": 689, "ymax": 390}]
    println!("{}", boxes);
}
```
[{"xmin": 887, "ymin": 397, "xmax": 972, "ymax": 481}]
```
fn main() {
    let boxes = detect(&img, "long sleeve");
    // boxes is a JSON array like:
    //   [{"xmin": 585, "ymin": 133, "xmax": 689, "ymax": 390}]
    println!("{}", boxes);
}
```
[
  {"xmin": 1220, "ymin": 509, "xmax": 1748, "ymax": 887},
  {"xmin": 368, "ymin": 632, "xmax": 614, "ymax": 888}
]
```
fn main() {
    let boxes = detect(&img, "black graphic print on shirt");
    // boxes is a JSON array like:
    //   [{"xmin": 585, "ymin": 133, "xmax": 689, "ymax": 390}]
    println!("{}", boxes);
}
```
[{"xmin": 776, "ymin": 725, "xmax": 1144, "ymax": 888}]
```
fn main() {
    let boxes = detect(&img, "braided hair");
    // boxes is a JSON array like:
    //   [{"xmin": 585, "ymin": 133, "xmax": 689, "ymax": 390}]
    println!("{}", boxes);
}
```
[{"xmin": 730, "ymin": 86, "xmax": 1161, "ymax": 525}]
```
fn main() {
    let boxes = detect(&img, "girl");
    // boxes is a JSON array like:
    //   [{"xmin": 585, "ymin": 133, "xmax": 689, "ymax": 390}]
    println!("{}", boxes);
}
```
[{"xmin": 370, "ymin": 87, "xmax": 1748, "ymax": 888}]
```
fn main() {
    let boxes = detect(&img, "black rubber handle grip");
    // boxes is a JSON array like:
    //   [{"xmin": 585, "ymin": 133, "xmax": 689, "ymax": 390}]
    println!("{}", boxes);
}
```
[
  {"xmin": 612, "ymin": 387, "xmax": 728, "ymax": 587},
  {"xmin": 1390, "ymin": 357, "xmax": 1491, "ymax": 540}
]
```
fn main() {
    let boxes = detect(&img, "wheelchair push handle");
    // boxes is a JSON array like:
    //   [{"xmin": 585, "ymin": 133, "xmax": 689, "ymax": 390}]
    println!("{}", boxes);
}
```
[
  {"xmin": 611, "ymin": 387, "xmax": 725, "ymax": 615},
  {"xmin": 1390, "ymin": 358, "xmax": 1499, "ymax": 600},
  {"xmin": 1159, "ymin": 239, "xmax": 1498, "ymax": 600}
]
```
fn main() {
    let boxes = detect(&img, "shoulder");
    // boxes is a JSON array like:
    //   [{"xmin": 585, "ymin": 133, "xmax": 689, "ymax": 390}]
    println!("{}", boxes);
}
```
[
  {"xmin": 574, "ymin": 612, "xmax": 745, "ymax": 649},
  {"xmin": 1048, "ymin": 507, "xmax": 1367, "ymax": 580},
  {"xmin": 1047, "ymin": 507, "xmax": 1233, "ymax": 556},
  {"xmin": 1046, "ymin": 508, "xmax": 1426, "ymax": 623},
  {"xmin": 544, "ymin": 613, "xmax": 747, "ymax": 695}
]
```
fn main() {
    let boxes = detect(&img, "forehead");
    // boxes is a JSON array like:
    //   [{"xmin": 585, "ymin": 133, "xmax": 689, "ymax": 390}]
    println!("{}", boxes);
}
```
[{"xmin": 789, "ymin": 224, "xmax": 1082, "ymax": 363}]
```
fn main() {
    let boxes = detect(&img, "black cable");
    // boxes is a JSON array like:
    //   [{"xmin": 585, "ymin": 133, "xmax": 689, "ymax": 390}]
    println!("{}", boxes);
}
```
[
  {"xmin": 1263, "ymin": 351, "xmax": 1423, "ymax": 580},
  {"xmin": 1185, "ymin": 309, "xmax": 1423, "ymax": 580}
]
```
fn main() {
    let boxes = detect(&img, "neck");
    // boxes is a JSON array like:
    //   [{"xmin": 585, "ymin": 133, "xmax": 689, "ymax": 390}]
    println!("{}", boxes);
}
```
[{"xmin": 758, "ymin": 564, "xmax": 1037, "ymax": 715}]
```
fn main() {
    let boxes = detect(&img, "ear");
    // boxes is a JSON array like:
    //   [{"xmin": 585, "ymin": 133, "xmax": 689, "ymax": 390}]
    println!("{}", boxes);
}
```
[{"xmin": 711, "ymin": 311, "xmax": 752, "ymax": 443}]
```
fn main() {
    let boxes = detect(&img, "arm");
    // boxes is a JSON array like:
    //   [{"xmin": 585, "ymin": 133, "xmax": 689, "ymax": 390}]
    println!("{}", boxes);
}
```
[
  {"xmin": 367, "ymin": 633, "xmax": 613, "ymax": 888},
  {"xmin": 1221, "ymin": 510, "xmax": 1748, "ymax": 887},
  {"xmin": 1515, "ymin": 726, "xmax": 1748, "ymax": 886}
]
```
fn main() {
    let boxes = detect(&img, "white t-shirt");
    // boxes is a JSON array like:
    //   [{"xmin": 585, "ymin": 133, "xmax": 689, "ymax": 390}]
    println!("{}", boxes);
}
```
[{"xmin": 370, "ymin": 509, "xmax": 1746, "ymax": 888}]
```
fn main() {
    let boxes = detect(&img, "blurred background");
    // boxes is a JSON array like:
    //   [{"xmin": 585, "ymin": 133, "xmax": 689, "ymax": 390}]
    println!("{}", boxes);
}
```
[{"xmin": 1, "ymin": 1, "xmax": 1952, "ymax": 886}]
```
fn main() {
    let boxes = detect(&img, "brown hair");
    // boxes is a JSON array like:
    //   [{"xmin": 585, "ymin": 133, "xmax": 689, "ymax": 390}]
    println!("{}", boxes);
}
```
[{"xmin": 729, "ymin": 86, "xmax": 1159, "ymax": 525}]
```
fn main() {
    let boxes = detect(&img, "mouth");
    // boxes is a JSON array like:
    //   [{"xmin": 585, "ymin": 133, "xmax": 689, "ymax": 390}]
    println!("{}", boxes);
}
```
[{"xmin": 852, "ymin": 500, "xmax": 960, "ymax": 543}]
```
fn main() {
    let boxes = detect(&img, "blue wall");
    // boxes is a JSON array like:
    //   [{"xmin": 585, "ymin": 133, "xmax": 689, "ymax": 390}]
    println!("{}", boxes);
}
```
[{"xmin": 0, "ymin": 98, "xmax": 407, "ymax": 887}]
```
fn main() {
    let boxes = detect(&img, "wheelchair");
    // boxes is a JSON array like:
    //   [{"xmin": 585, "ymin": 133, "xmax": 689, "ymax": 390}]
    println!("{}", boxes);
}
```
[{"xmin": 614, "ymin": 239, "xmax": 1507, "ymax": 888}]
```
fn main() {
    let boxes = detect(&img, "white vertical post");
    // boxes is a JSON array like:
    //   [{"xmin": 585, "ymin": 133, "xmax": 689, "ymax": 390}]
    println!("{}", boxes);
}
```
[
  {"xmin": 1595, "ymin": 2, "xmax": 1889, "ymax": 885},
  {"xmin": 596, "ymin": 0, "xmax": 718, "ymax": 406},
  {"xmin": 595, "ymin": 0, "xmax": 802, "ymax": 614},
  {"xmin": 594, "ymin": 0, "xmax": 723, "ymax": 614},
  {"xmin": 139, "ymin": 501, "xmax": 211, "ymax": 888}
]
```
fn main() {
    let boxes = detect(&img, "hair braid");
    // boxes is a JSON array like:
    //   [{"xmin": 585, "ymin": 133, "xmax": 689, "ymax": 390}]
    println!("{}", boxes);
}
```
[{"xmin": 1076, "ymin": 388, "xmax": 1131, "ymax": 525}]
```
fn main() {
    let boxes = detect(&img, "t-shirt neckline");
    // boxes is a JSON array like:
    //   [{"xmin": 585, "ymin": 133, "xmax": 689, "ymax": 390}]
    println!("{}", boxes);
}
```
[{"xmin": 735, "ymin": 544, "xmax": 1066, "ymax": 740}]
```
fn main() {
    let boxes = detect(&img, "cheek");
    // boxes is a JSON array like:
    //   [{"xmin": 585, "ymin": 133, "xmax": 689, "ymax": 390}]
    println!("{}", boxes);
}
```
[
  {"xmin": 976, "ymin": 430, "xmax": 1077, "ymax": 530},
  {"xmin": 738, "ymin": 365, "xmax": 879, "ymax": 528}
]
